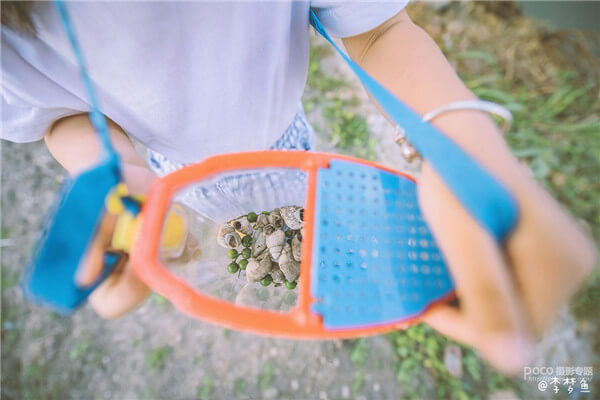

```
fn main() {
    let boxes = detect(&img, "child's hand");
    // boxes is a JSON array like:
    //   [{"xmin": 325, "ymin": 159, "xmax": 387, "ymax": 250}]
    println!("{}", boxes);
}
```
[
  {"xmin": 75, "ymin": 213, "xmax": 150, "ymax": 318},
  {"xmin": 419, "ymin": 161, "xmax": 596, "ymax": 375}
]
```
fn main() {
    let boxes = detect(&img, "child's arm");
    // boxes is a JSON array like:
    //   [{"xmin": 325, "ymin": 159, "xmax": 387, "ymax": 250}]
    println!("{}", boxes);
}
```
[
  {"xmin": 342, "ymin": 10, "xmax": 596, "ymax": 373},
  {"xmin": 45, "ymin": 114, "xmax": 155, "ymax": 317}
]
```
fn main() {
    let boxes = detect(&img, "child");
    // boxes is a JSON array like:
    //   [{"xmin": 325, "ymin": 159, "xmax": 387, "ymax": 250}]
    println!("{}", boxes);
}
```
[{"xmin": 1, "ymin": 1, "xmax": 595, "ymax": 374}]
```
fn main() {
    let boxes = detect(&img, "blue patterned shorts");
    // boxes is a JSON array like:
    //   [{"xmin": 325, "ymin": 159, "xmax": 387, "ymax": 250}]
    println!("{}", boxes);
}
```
[
  {"xmin": 147, "ymin": 104, "xmax": 314, "ymax": 221},
  {"xmin": 148, "ymin": 104, "xmax": 314, "ymax": 175}
]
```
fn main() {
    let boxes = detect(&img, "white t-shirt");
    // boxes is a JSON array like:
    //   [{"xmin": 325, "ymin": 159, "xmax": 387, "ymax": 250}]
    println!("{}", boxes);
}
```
[{"xmin": 1, "ymin": 1, "xmax": 407, "ymax": 163}]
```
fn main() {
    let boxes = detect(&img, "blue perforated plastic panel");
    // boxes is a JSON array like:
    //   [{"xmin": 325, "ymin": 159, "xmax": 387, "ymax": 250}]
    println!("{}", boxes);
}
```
[{"xmin": 310, "ymin": 160, "xmax": 454, "ymax": 329}]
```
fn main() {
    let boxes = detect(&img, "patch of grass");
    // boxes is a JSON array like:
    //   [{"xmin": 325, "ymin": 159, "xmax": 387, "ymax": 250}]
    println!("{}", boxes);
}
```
[
  {"xmin": 351, "ymin": 369, "xmax": 365, "ymax": 396},
  {"xmin": 304, "ymin": 42, "xmax": 376, "ymax": 160},
  {"xmin": 22, "ymin": 361, "xmax": 45, "ymax": 400},
  {"xmin": 233, "ymin": 378, "xmax": 247, "ymax": 397},
  {"xmin": 1, "ymin": 267, "xmax": 20, "ymax": 290},
  {"xmin": 257, "ymin": 361, "xmax": 275, "ymax": 392},
  {"xmin": 21, "ymin": 360, "xmax": 66, "ymax": 400},
  {"xmin": 348, "ymin": 339, "xmax": 369, "ymax": 395},
  {"xmin": 0, "ymin": 226, "xmax": 12, "ymax": 239},
  {"xmin": 349, "ymin": 338, "xmax": 369, "ymax": 367},
  {"xmin": 322, "ymin": 102, "xmax": 376, "ymax": 160},
  {"xmin": 69, "ymin": 341, "xmax": 90, "ymax": 361},
  {"xmin": 196, "ymin": 375, "xmax": 214, "ymax": 400},
  {"xmin": 146, "ymin": 345, "xmax": 173, "ymax": 370},
  {"xmin": 306, "ymin": 43, "xmax": 348, "ymax": 94},
  {"xmin": 1, "ymin": 302, "xmax": 18, "ymax": 324},
  {"xmin": 572, "ymin": 268, "xmax": 600, "ymax": 319},
  {"xmin": 150, "ymin": 293, "xmax": 170, "ymax": 310},
  {"xmin": 1, "ymin": 304, "xmax": 19, "ymax": 349},
  {"xmin": 222, "ymin": 328, "xmax": 232, "ymax": 339},
  {"xmin": 390, "ymin": 324, "xmax": 524, "ymax": 400}
]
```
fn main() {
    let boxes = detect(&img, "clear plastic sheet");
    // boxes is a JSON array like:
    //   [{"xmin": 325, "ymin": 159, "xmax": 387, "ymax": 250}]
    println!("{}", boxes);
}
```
[{"xmin": 158, "ymin": 167, "xmax": 307, "ymax": 312}]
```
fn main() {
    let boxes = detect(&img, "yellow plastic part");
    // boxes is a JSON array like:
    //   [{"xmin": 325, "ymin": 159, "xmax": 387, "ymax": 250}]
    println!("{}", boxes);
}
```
[
  {"xmin": 105, "ymin": 183, "xmax": 129, "ymax": 215},
  {"xmin": 161, "ymin": 205, "xmax": 188, "ymax": 254},
  {"xmin": 107, "ymin": 183, "xmax": 188, "ymax": 256},
  {"xmin": 111, "ymin": 212, "xmax": 139, "ymax": 252}
]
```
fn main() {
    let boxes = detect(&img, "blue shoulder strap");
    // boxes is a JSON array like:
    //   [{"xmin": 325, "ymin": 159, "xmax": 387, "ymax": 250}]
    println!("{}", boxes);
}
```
[
  {"xmin": 309, "ymin": 11, "xmax": 519, "ymax": 242},
  {"xmin": 54, "ymin": 1, "xmax": 116, "ymax": 159},
  {"xmin": 23, "ymin": 1, "xmax": 122, "ymax": 313}
]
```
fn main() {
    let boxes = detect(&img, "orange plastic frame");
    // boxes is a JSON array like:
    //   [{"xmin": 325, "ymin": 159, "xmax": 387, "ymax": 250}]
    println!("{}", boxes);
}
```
[{"xmin": 130, "ymin": 151, "xmax": 455, "ymax": 339}]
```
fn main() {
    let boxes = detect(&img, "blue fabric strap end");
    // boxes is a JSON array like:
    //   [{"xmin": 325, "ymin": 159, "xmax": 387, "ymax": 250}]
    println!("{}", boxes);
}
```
[
  {"xmin": 23, "ymin": 155, "xmax": 121, "ymax": 314},
  {"xmin": 309, "ymin": 11, "xmax": 519, "ymax": 241}
]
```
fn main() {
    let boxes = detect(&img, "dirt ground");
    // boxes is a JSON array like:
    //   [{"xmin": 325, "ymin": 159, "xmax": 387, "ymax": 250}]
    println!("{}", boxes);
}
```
[
  {"xmin": 0, "ymin": 140, "xmax": 405, "ymax": 400},
  {"xmin": 2, "ymin": 2, "xmax": 599, "ymax": 400}
]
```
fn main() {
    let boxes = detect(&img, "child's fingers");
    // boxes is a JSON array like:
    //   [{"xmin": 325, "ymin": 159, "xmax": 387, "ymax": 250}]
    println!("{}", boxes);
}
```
[
  {"xmin": 423, "ymin": 305, "xmax": 477, "ymax": 345},
  {"xmin": 418, "ymin": 163, "xmax": 532, "ymax": 374},
  {"xmin": 76, "ymin": 213, "xmax": 118, "ymax": 286},
  {"xmin": 74, "ymin": 212, "xmax": 150, "ymax": 318}
]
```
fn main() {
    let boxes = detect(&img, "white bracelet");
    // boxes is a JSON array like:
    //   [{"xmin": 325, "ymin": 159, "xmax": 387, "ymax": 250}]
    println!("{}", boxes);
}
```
[
  {"xmin": 393, "ymin": 100, "xmax": 514, "ymax": 164},
  {"xmin": 422, "ymin": 99, "xmax": 513, "ymax": 134}
]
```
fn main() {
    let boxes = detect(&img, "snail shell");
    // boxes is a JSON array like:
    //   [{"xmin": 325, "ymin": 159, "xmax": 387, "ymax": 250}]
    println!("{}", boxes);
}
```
[
  {"xmin": 230, "ymin": 216, "xmax": 253, "ymax": 236},
  {"xmin": 280, "ymin": 206, "xmax": 303, "ymax": 230},
  {"xmin": 291, "ymin": 234, "xmax": 302, "ymax": 262},
  {"xmin": 278, "ymin": 243, "xmax": 300, "ymax": 282},
  {"xmin": 268, "ymin": 209, "xmax": 284, "ymax": 229},
  {"xmin": 265, "ymin": 226, "xmax": 285, "ymax": 261},
  {"xmin": 246, "ymin": 252, "xmax": 272, "ymax": 283},
  {"xmin": 217, "ymin": 224, "xmax": 241, "ymax": 249},
  {"xmin": 263, "ymin": 224, "xmax": 275, "ymax": 236},
  {"xmin": 270, "ymin": 265, "xmax": 286, "ymax": 284},
  {"xmin": 254, "ymin": 213, "xmax": 269, "ymax": 229},
  {"xmin": 251, "ymin": 229, "xmax": 267, "ymax": 257}
]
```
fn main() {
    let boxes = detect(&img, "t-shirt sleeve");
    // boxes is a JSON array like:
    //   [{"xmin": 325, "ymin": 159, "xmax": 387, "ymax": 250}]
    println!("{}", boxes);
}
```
[
  {"xmin": 310, "ymin": 0, "xmax": 409, "ymax": 38},
  {"xmin": 2, "ymin": 87, "xmax": 77, "ymax": 143},
  {"xmin": 1, "ymin": 28, "xmax": 83, "ymax": 143}
]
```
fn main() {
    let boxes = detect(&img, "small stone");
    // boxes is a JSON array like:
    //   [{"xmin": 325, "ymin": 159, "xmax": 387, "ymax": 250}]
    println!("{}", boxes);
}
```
[
  {"xmin": 341, "ymin": 386, "xmax": 350, "ymax": 399},
  {"xmin": 373, "ymin": 383, "xmax": 380, "ymax": 392},
  {"xmin": 319, "ymin": 391, "xmax": 328, "ymax": 400},
  {"xmin": 291, "ymin": 379, "xmax": 299, "ymax": 391},
  {"xmin": 443, "ymin": 345, "xmax": 463, "ymax": 378},
  {"xmin": 489, "ymin": 390, "xmax": 519, "ymax": 400},
  {"xmin": 263, "ymin": 387, "xmax": 278, "ymax": 399}
]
